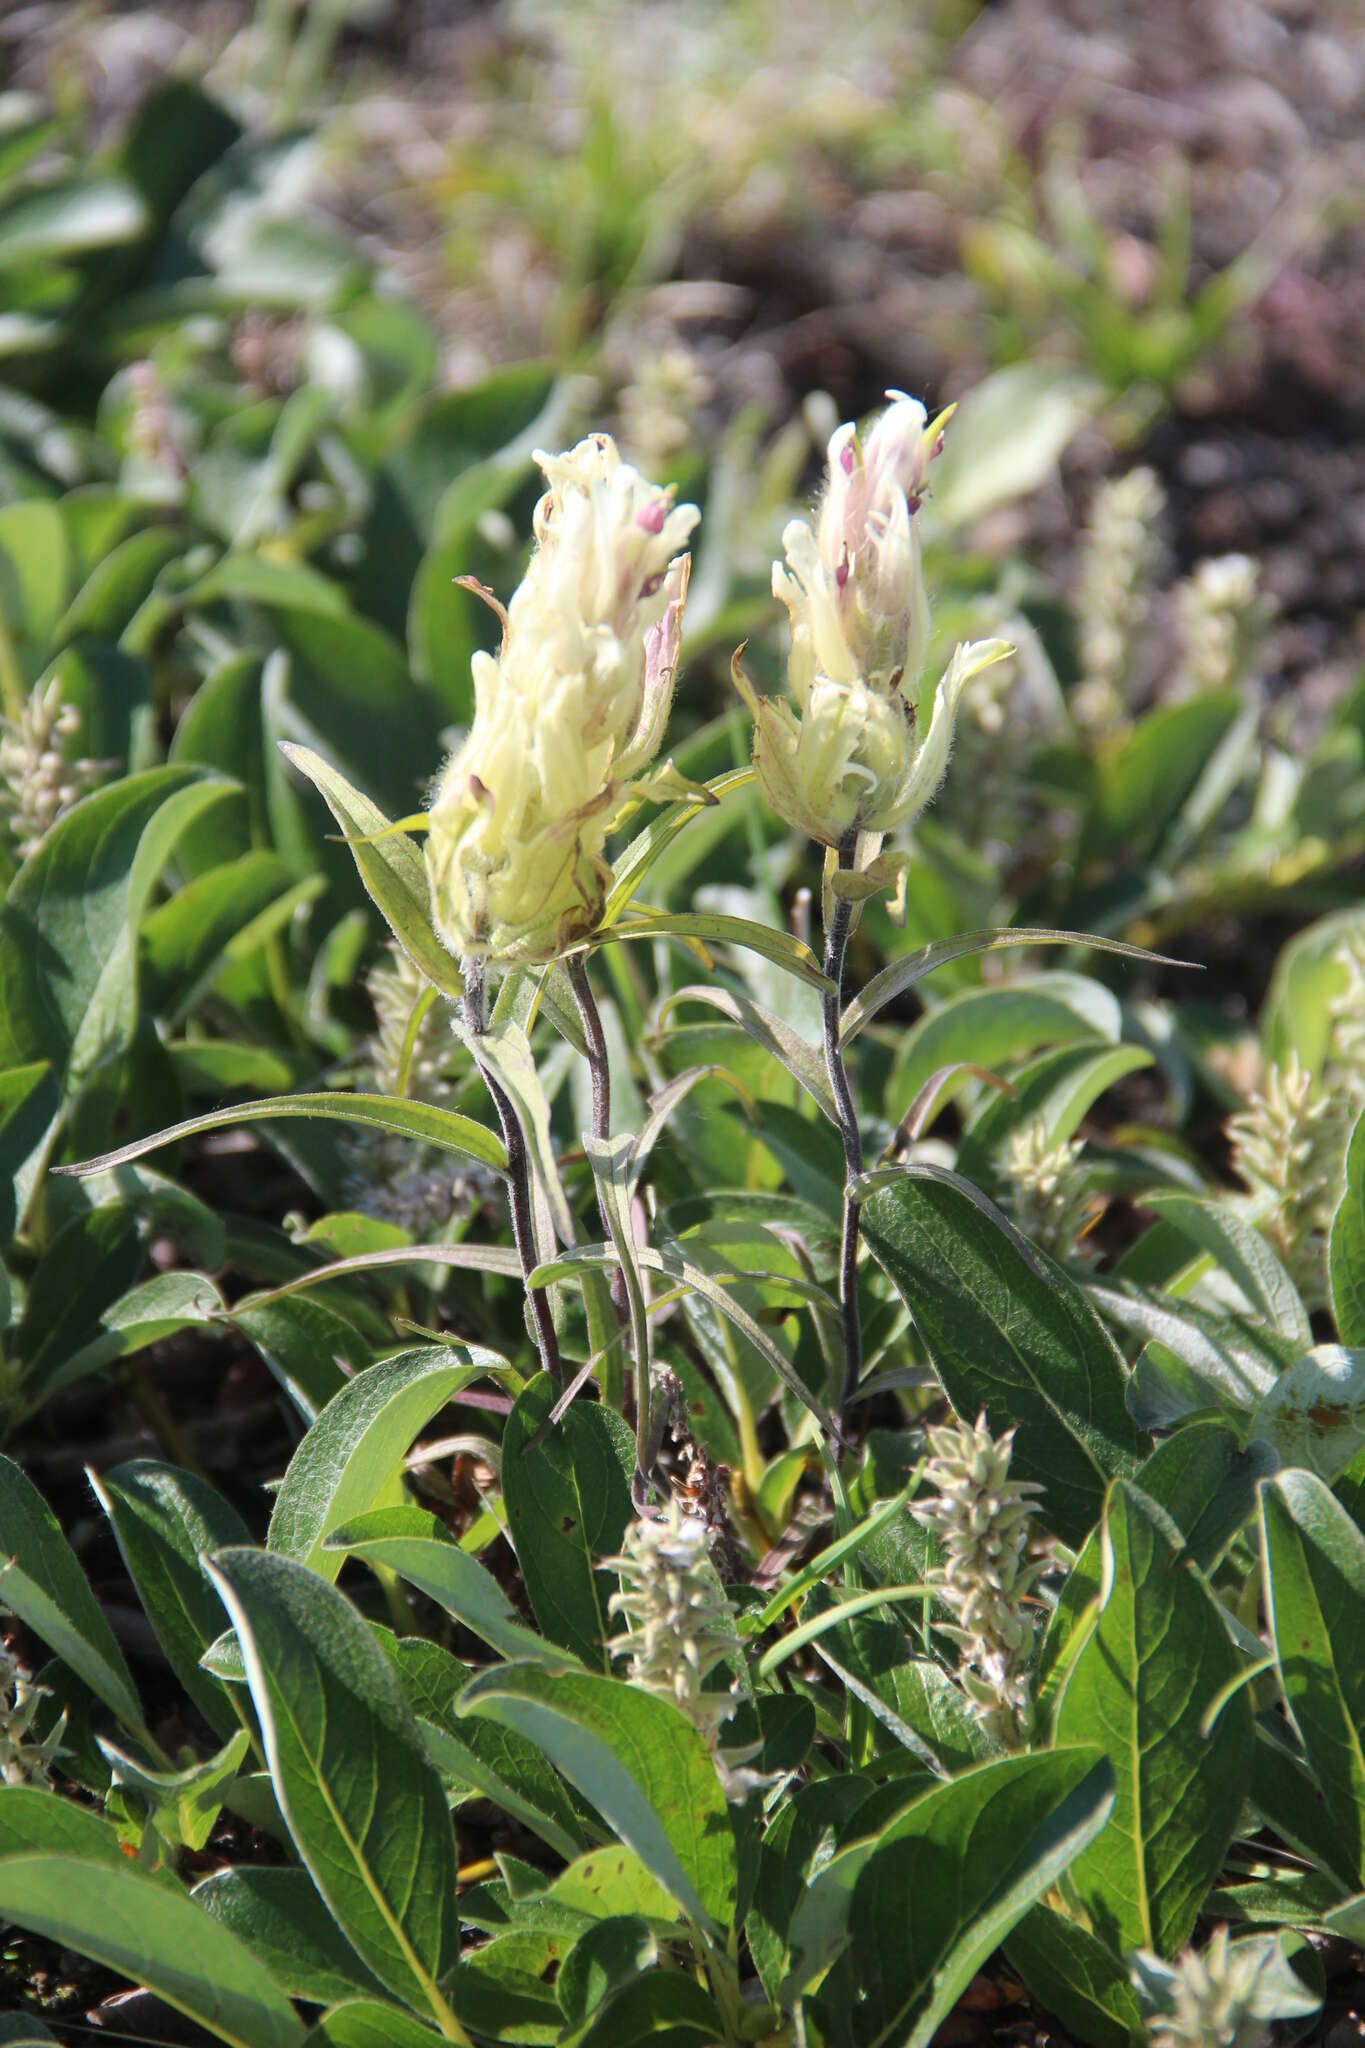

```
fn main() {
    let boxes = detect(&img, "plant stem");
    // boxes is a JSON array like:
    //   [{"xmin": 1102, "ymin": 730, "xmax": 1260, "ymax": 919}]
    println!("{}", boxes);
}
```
[
  {"xmin": 462, "ymin": 957, "xmax": 564, "ymax": 1386},
  {"xmin": 567, "ymin": 948, "xmax": 631, "ymax": 1315},
  {"xmin": 568, "ymin": 949, "xmax": 638, "ymax": 1432},
  {"xmin": 822, "ymin": 831, "xmax": 864, "ymax": 1424},
  {"xmin": 567, "ymin": 952, "xmax": 611, "ymax": 1143}
]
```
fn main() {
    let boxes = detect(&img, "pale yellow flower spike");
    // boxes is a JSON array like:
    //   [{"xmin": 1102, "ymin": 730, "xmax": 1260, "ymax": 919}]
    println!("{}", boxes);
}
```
[
  {"xmin": 739, "ymin": 390, "xmax": 1010, "ymax": 849},
  {"xmin": 425, "ymin": 434, "xmax": 699, "ymax": 963}
]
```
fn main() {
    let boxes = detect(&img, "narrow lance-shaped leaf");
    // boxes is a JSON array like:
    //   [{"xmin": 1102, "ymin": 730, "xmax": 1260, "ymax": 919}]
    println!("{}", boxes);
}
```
[
  {"xmin": 1053, "ymin": 1480, "xmax": 1254, "ymax": 1957},
  {"xmin": 1331, "ymin": 1109, "xmax": 1365, "ymax": 1347},
  {"xmin": 840, "ymin": 928, "xmax": 1183, "ymax": 1047},
  {"xmin": 858, "ymin": 1165, "xmax": 1138, "ymax": 1544},
  {"xmin": 0, "ymin": 1452, "xmax": 143, "ymax": 1733},
  {"xmin": 500, "ymin": 1374, "xmax": 634, "ymax": 1669},
  {"xmin": 0, "ymin": 1856, "xmax": 305, "ymax": 2048},
  {"xmin": 827, "ymin": 1747, "xmax": 1115, "ymax": 2048},
  {"xmin": 1260, "ymin": 1469, "xmax": 1365, "ymax": 1886},
  {"xmin": 206, "ymin": 1548, "xmax": 464, "ymax": 2032},
  {"xmin": 53, "ymin": 1090, "xmax": 506, "ymax": 1182},
  {"xmin": 458, "ymin": 1660, "xmax": 737, "ymax": 1936},
  {"xmin": 279, "ymin": 742, "xmax": 463, "ymax": 999},
  {"xmin": 267, "ymin": 1344, "xmax": 510, "ymax": 1579},
  {"xmin": 655, "ymin": 984, "xmax": 837, "ymax": 1122}
]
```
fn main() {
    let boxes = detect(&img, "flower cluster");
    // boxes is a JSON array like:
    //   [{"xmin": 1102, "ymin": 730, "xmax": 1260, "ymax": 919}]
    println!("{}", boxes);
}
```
[
  {"xmin": 737, "ymin": 391, "xmax": 1007, "ymax": 848},
  {"xmin": 0, "ymin": 1645, "xmax": 66, "ymax": 1789},
  {"xmin": 914, "ymin": 1411, "xmax": 1043, "ymax": 1744},
  {"xmin": 1130, "ymin": 1928, "xmax": 1320, "ymax": 2048},
  {"xmin": 0, "ymin": 675, "xmax": 106, "ymax": 861},
  {"xmin": 1176, "ymin": 552, "xmax": 1267, "ymax": 698},
  {"xmin": 425, "ymin": 434, "xmax": 698, "ymax": 963},
  {"xmin": 607, "ymin": 1498, "xmax": 742, "ymax": 1742},
  {"xmin": 1003, "ymin": 1119, "xmax": 1098, "ymax": 1262},
  {"xmin": 1074, "ymin": 464, "xmax": 1164, "ymax": 735},
  {"xmin": 1227, "ymin": 1052, "xmax": 1347, "ymax": 1307}
]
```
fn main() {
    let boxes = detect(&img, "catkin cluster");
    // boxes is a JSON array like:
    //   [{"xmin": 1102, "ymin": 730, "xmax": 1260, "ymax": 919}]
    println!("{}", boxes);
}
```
[
  {"xmin": 607, "ymin": 1499, "xmax": 742, "ymax": 1741},
  {"xmin": 915, "ymin": 1412, "xmax": 1043, "ymax": 1744}
]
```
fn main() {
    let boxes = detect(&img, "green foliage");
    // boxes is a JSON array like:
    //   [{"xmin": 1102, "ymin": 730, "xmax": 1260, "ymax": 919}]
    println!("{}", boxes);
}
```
[{"xmin": 0, "ymin": 36, "xmax": 1361, "ymax": 2048}]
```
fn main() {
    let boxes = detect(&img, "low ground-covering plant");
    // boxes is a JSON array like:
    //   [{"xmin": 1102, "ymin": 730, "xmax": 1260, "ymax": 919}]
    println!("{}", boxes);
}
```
[{"xmin": 0, "ymin": 51, "xmax": 1363, "ymax": 2048}]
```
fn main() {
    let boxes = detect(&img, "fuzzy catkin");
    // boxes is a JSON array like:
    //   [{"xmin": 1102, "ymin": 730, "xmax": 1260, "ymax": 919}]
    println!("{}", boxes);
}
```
[
  {"xmin": 1227, "ymin": 1053, "xmax": 1347, "ymax": 1306},
  {"xmin": 915, "ymin": 1412, "xmax": 1043, "ymax": 1744},
  {"xmin": 0, "ymin": 677, "xmax": 105, "ymax": 860},
  {"xmin": 606, "ymin": 1498, "xmax": 742, "ymax": 1740}
]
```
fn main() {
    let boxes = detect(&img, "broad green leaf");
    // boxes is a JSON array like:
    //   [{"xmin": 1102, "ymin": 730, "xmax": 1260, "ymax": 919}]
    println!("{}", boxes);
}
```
[
  {"xmin": 57, "ymin": 1089, "xmax": 506, "ymax": 1182},
  {"xmin": 279, "ymin": 742, "xmax": 462, "ymax": 998},
  {"xmin": 0, "ymin": 1782, "xmax": 129, "ymax": 1862},
  {"xmin": 803, "ymin": 1586, "xmax": 982, "ymax": 1773},
  {"xmin": 268, "ymin": 1344, "xmax": 506, "ymax": 1578},
  {"xmin": 1054, "ymin": 1481, "xmax": 1253, "ymax": 1956},
  {"xmin": 28, "ymin": 1268, "xmax": 224, "ymax": 1407},
  {"xmin": 0, "ymin": 1057, "xmax": 58, "ymax": 1242},
  {"xmin": 0, "ymin": 766, "xmax": 236, "ymax": 1091},
  {"xmin": 0, "ymin": 500, "xmax": 69, "ymax": 684},
  {"xmin": 233, "ymin": 1295, "xmax": 371, "ymax": 1423},
  {"xmin": 301, "ymin": 2003, "xmax": 442, "ymax": 2047},
  {"xmin": 0, "ymin": 1451, "xmax": 142, "ymax": 1730},
  {"xmin": 1331, "ymin": 1109, "xmax": 1365, "ymax": 1346},
  {"xmin": 0, "ymin": 1856, "xmax": 304, "ymax": 2048},
  {"xmin": 207, "ymin": 1548, "xmax": 461, "ymax": 2023},
  {"xmin": 1081, "ymin": 693, "xmax": 1242, "ymax": 865},
  {"xmin": 1091, "ymin": 1281, "xmax": 1284, "ymax": 1423},
  {"xmin": 556, "ymin": 1915, "xmax": 659, "ymax": 2027},
  {"xmin": 1139, "ymin": 1191, "xmax": 1311, "ymax": 1348},
  {"xmin": 501, "ymin": 1374, "xmax": 634, "ymax": 1668},
  {"xmin": 90, "ymin": 1460, "xmax": 253, "ymax": 1740},
  {"xmin": 1261, "ymin": 1469, "xmax": 1365, "ymax": 1885},
  {"xmin": 958, "ymin": 1041, "xmax": 1154, "ymax": 1181},
  {"xmin": 417, "ymin": 1714, "xmax": 586, "ymax": 1863},
  {"xmin": 1039, "ymin": 1420, "xmax": 1274, "ymax": 1709},
  {"xmin": 141, "ymin": 849, "xmax": 321, "ymax": 1019},
  {"xmin": 573, "ymin": 1971, "xmax": 722, "ymax": 2048},
  {"xmin": 324, "ymin": 1506, "xmax": 568, "ymax": 1667},
  {"xmin": 1252, "ymin": 1346, "xmax": 1365, "ymax": 1483},
  {"xmin": 1249, "ymin": 1723, "xmax": 1359, "ymax": 1895},
  {"xmin": 458, "ymin": 1660, "xmax": 737, "ymax": 1935},
  {"xmin": 926, "ymin": 364, "xmax": 1100, "ymax": 530},
  {"xmin": 859, "ymin": 1168, "xmax": 1138, "ymax": 1544},
  {"xmin": 1005, "ymin": 1907, "xmax": 1143, "ymax": 2048},
  {"xmin": 0, "ymin": 174, "xmax": 146, "ymax": 261},
  {"xmin": 12, "ymin": 1201, "xmax": 143, "ymax": 1400},
  {"xmin": 829, "ymin": 1748, "xmax": 1114, "ymax": 2048},
  {"xmin": 845, "ymin": 932, "xmax": 1167, "ymax": 1050},
  {"xmin": 194, "ymin": 1867, "xmax": 386, "ymax": 2006}
]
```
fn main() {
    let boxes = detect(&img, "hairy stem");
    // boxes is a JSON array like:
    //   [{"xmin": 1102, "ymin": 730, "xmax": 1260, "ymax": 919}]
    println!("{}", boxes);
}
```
[
  {"xmin": 822, "ymin": 832, "xmax": 864, "ymax": 1424},
  {"xmin": 463, "ymin": 957, "xmax": 564, "ymax": 1385},
  {"xmin": 567, "ymin": 953, "xmax": 611, "ymax": 1142},
  {"xmin": 568, "ymin": 951, "xmax": 642, "ymax": 1442}
]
